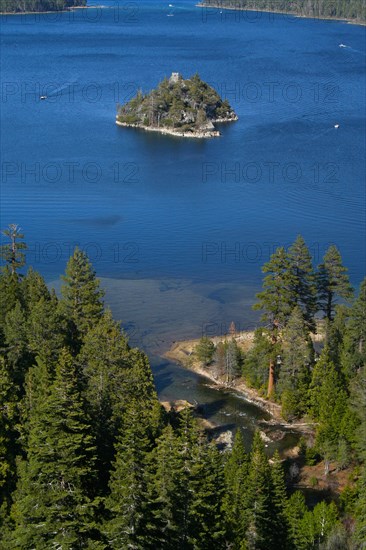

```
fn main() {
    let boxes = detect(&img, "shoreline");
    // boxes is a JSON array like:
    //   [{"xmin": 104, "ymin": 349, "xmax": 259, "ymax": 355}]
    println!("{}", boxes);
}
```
[
  {"xmin": 196, "ymin": 3, "xmax": 366, "ymax": 27},
  {"xmin": 164, "ymin": 332, "xmax": 316, "ymax": 436},
  {"xmin": 0, "ymin": 5, "xmax": 105, "ymax": 16},
  {"xmin": 116, "ymin": 120, "xmax": 222, "ymax": 139}
]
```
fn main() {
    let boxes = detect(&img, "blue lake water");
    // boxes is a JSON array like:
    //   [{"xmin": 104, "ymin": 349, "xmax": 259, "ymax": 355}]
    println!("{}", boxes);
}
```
[{"xmin": 1, "ymin": 0, "xmax": 365, "ymax": 447}]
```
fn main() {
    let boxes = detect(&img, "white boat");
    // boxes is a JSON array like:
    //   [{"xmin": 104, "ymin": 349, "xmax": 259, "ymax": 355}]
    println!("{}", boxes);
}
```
[
  {"xmin": 334, "ymin": 124, "xmax": 340, "ymax": 129},
  {"xmin": 40, "ymin": 96, "xmax": 47, "ymax": 100},
  {"xmin": 339, "ymin": 44, "xmax": 347, "ymax": 48}
]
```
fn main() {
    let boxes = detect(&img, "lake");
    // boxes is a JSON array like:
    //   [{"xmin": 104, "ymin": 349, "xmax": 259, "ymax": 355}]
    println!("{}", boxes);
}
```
[{"xmin": 1, "ymin": 0, "xmax": 365, "ymax": 451}]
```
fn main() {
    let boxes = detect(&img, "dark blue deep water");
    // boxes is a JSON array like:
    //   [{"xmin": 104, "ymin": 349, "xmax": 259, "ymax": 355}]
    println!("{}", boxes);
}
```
[{"xmin": 1, "ymin": 1, "xmax": 365, "ymax": 447}]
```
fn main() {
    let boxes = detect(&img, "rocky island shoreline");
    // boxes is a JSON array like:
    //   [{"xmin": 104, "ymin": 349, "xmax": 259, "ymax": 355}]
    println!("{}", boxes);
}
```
[{"xmin": 116, "ymin": 72, "xmax": 238, "ymax": 138}]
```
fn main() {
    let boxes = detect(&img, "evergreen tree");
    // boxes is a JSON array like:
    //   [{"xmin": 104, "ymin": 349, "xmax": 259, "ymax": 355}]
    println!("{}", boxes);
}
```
[
  {"xmin": 21, "ymin": 266, "xmax": 51, "ymax": 311},
  {"xmin": 254, "ymin": 245, "xmax": 299, "ymax": 397},
  {"xmin": 298, "ymin": 501, "xmax": 339, "ymax": 549},
  {"xmin": 0, "ymin": 357, "xmax": 19, "ymax": 535},
  {"xmin": 242, "ymin": 328, "xmax": 278, "ymax": 390},
  {"xmin": 144, "ymin": 424, "xmax": 183, "ymax": 548},
  {"xmin": 27, "ymin": 294, "xmax": 67, "ymax": 366},
  {"xmin": 286, "ymin": 491, "xmax": 308, "ymax": 549},
  {"xmin": 195, "ymin": 336, "xmax": 215, "ymax": 366},
  {"xmin": 270, "ymin": 451, "xmax": 290, "ymax": 548},
  {"xmin": 288, "ymin": 235, "xmax": 317, "ymax": 331},
  {"xmin": 277, "ymin": 306, "xmax": 313, "ymax": 418},
  {"xmin": 0, "ymin": 266, "xmax": 22, "ymax": 333},
  {"xmin": 254, "ymin": 247, "xmax": 297, "ymax": 326},
  {"xmin": 0, "ymin": 224, "xmax": 27, "ymax": 276},
  {"xmin": 349, "ymin": 365, "xmax": 366, "ymax": 461},
  {"xmin": 10, "ymin": 349, "xmax": 100, "ymax": 548},
  {"xmin": 105, "ymin": 398, "xmax": 152, "ymax": 549},
  {"xmin": 188, "ymin": 441, "xmax": 226, "ymax": 549},
  {"xmin": 354, "ymin": 466, "xmax": 366, "ymax": 548},
  {"xmin": 348, "ymin": 277, "xmax": 366, "ymax": 355},
  {"xmin": 310, "ymin": 352, "xmax": 350, "ymax": 473},
  {"xmin": 174, "ymin": 407, "xmax": 202, "ymax": 548},
  {"xmin": 317, "ymin": 245, "xmax": 353, "ymax": 321},
  {"xmin": 223, "ymin": 430, "xmax": 250, "ymax": 549},
  {"xmin": 225, "ymin": 339, "xmax": 242, "ymax": 383},
  {"xmin": 341, "ymin": 278, "xmax": 366, "ymax": 379},
  {"xmin": 244, "ymin": 431, "xmax": 274, "ymax": 549},
  {"xmin": 79, "ymin": 310, "xmax": 130, "ymax": 486},
  {"xmin": 3, "ymin": 301, "xmax": 32, "ymax": 388},
  {"xmin": 61, "ymin": 247, "xmax": 104, "ymax": 345},
  {"xmin": 324, "ymin": 305, "xmax": 348, "ymax": 370}
]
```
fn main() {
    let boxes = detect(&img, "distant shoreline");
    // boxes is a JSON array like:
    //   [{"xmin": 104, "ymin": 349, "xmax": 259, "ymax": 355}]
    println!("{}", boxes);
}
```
[
  {"xmin": 0, "ymin": 5, "xmax": 105, "ymax": 16},
  {"xmin": 196, "ymin": 2, "xmax": 366, "ymax": 27}
]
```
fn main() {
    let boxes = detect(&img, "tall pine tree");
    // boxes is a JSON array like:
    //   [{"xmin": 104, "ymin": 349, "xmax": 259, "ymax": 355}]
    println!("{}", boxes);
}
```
[
  {"xmin": 222, "ymin": 430, "xmax": 250, "ymax": 549},
  {"xmin": 317, "ymin": 245, "xmax": 353, "ymax": 321},
  {"xmin": 288, "ymin": 235, "xmax": 317, "ymax": 331},
  {"xmin": 61, "ymin": 247, "xmax": 104, "ymax": 346},
  {"xmin": 277, "ymin": 306, "xmax": 313, "ymax": 418},
  {"xmin": 105, "ymin": 398, "xmax": 152, "ymax": 549}
]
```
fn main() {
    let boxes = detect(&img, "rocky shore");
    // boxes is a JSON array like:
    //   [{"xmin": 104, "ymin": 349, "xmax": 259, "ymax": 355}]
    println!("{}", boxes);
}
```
[
  {"xmin": 165, "ymin": 334, "xmax": 315, "ymax": 436},
  {"xmin": 116, "ymin": 119, "xmax": 221, "ymax": 138}
]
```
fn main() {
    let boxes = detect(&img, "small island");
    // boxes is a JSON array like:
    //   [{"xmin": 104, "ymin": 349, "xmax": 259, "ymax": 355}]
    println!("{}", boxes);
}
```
[{"xmin": 116, "ymin": 72, "xmax": 238, "ymax": 138}]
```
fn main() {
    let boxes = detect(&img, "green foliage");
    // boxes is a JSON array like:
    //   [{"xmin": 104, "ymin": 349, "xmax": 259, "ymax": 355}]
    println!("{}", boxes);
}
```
[
  {"xmin": 277, "ymin": 306, "xmax": 312, "ymax": 418},
  {"xmin": 244, "ymin": 431, "xmax": 275, "ymax": 548},
  {"xmin": 254, "ymin": 236, "xmax": 319, "ymax": 330},
  {"xmin": 10, "ymin": 349, "xmax": 100, "ymax": 548},
  {"xmin": 78, "ymin": 310, "xmax": 130, "ymax": 484},
  {"xmin": 0, "ymin": 0, "xmax": 86, "ymax": 12},
  {"xmin": 117, "ymin": 73, "xmax": 237, "ymax": 133},
  {"xmin": 286, "ymin": 491, "xmax": 339, "ymax": 549},
  {"xmin": 354, "ymin": 466, "xmax": 366, "ymax": 547},
  {"xmin": 349, "ymin": 365, "xmax": 366, "ymax": 461},
  {"xmin": 254, "ymin": 246, "xmax": 297, "ymax": 326},
  {"xmin": 342, "ymin": 278, "xmax": 366, "ymax": 379},
  {"xmin": 288, "ymin": 235, "xmax": 317, "ymax": 331},
  {"xmin": 21, "ymin": 266, "xmax": 50, "ymax": 308},
  {"xmin": 195, "ymin": 336, "xmax": 215, "ymax": 365},
  {"xmin": 0, "ymin": 267, "xmax": 22, "ymax": 332},
  {"xmin": 286, "ymin": 491, "xmax": 308, "ymax": 548},
  {"xmin": 242, "ymin": 328, "xmax": 275, "ymax": 389},
  {"xmin": 317, "ymin": 245, "xmax": 353, "ymax": 321},
  {"xmin": 270, "ymin": 450, "xmax": 291, "ymax": 548},
  {"xmin": 3, "ymin": 301, "xmax": 33, "ymax": 388},
  {"xmin": 61, "ymin": 246, "xmax": 104, "ymax": 344},
  {"xmin": 0, "ymin": 357, "xmax": 18, "ymax": 529},
  {"xmin": 222, "ymin": 430, "xmax": 249, "ymax": 548},
  {"xmin": 202, "ymin": 0, "xmax": 366, "ymax": 22},
  {"xmin": 105, "ymin": 398, "xmax": 152, "ymax": 549},
  {"xmin": 0, "ymin": 229, "xmax": 363, "ymax": 546},
  {"xmin": 27, "ymin": 295, "xmax": 67, "ymax": 366}
]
